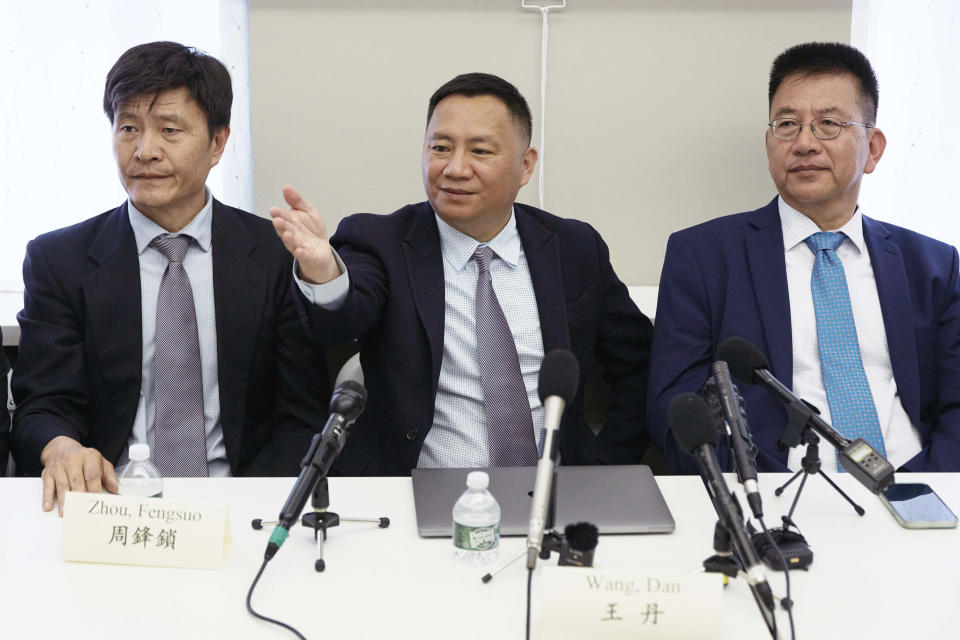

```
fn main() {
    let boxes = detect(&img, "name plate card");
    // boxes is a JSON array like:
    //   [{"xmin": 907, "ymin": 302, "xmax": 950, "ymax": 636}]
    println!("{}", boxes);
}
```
[
  {"xmin": 62, "ymin": 491, "xmax": 232, "ymax": 569},
  {"xmin": 535, "ymin": 567, "xmax": 722, "ymax": 639}
]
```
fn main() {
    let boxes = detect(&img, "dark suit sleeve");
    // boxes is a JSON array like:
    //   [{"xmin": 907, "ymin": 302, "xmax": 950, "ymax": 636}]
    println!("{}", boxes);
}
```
[
  {"xmin": 590, "ymin": 230, "xmax": 654, "ymax": 465},
  {"xmin": 901, "ymin": 246, "xmax": 960, "ymax": 472},
  {"xmin": 246, "ymin": 254, "xmax": 332, "ymax": 477},
  {"xmin": 299, "ymin": 216, "xmax": 390, "ymax": 345},
  {"xmin": 10, "ymin": 240, "xmax": 93, "ymax": 476},
  {"xmin": 647, "ymin": 232, "xmax": 717, "ymax": 474}
]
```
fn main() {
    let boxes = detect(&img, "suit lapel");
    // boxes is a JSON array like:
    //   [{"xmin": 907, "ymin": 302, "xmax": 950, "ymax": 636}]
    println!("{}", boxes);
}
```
[
  {"xmin": 515, "ymin": 205, "xmax": 568, "ymax": 351},
  {"xmin": 744, "ymin": 199, "xmax": 793, "ymax": 386},
  {"xmin": 83, "ymin": 204, "xmax": 143, "ymax": 453},
  {"xmin": 402, "ymin": 205, "xmax": 445, "ymax": 390},
  {"xmin": 863, "ymin": 215, "xmax": 920, "ymax": 423},
  {"xmin": 211, "ymin": 201, "xmax": 265, "ymax": 469}
]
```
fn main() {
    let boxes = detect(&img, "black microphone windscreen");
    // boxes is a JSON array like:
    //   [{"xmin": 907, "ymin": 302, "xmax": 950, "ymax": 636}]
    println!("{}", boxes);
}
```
[
  {"xmin": 564, "ymin": 522, "xmax": 599, "ymax": 552},
  {"xmin": 717, "ymin": 337, "xmax": 771, "ymax": 384},
  {"xmin": 668, "ymin": 392, "xmax": 717, "ymax": 453},
  {"xmin": 329, "ymin": 379, "xmax": 367, "ymax": 419},
  {"xmin": 538, "ymin": 349, "xmax": 580, "ymax": 403}
]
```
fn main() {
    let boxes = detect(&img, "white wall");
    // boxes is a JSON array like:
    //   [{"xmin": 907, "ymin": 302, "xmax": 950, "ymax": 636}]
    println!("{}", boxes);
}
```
[
  {"xmin": 851, "ymin": 0, "xmax": 960, "ymax": 249},
  {"xmin": 0, "ymin": 0, "xmax": 252, "ymax": 293},
  {"xmin": 248, "ymin": 0, "xmax": 852, "ymax": 285}
]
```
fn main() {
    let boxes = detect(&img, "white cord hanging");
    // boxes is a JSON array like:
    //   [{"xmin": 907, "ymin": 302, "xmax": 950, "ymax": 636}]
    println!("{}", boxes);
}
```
[{"xmin": 522, "ymin": 1, "xmax": 566, "ymax": 211}]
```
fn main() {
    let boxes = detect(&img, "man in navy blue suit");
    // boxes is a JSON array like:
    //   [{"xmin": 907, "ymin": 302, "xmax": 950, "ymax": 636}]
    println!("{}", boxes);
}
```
[
  {"xmin": 272, "ymin": 73, "xmax": 652, "ymax": 475},
  {"xmin": 11, "ymin": 42, "xmax": 329, "ymax": 512},
  {"xmin": 649, "ymin": 42, "xmax": 960, "ymax": 474}
]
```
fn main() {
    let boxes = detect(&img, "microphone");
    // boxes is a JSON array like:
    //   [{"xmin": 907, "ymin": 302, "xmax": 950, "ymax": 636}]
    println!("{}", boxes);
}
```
[
  {"xmin": 669, "ymin": 393, "xmax": 777, "ymax": 628},
  {"xmin": 717, "ymin": 336, "xmax": 894, "ymax": 494},
  {"xmin": 526, "ymin": 349, "xmax": 579, "ymax": 570},
  {"xmin": 706, "ymin": 360, "xmax": 763, "ymax": 519},
  {"xmin": 265, "ymin": 370, "xmax": 368, "ymax": 559}
]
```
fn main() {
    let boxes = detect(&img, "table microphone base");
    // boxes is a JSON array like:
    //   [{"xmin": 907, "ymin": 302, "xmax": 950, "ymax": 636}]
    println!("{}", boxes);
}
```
[{"xmin": 252, "ymin": 477, "xmax": 390, "ymax": 572}]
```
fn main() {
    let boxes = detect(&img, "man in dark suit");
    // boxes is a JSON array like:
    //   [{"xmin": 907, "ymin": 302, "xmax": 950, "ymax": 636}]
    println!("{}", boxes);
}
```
[
  {"xmin": 650, "ymin": 42, "xmax": 960, "ymax": 473},
  {"xmin": 272, "ymin": 73, "xmax": 652, "ymax": 475},
  {"xmin": 11, "ymin": 42, "xmax": 329, "ymax": 512}
]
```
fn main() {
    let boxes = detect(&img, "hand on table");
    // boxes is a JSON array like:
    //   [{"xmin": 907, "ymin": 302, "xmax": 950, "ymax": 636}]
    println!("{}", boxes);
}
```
[{"xmin": 40, "ymin": 436, "xmax": 118, "ymax": 516}]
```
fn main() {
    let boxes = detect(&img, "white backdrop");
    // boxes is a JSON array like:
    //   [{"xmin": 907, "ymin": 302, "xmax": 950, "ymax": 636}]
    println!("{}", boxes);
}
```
[
  {"xmin": 851, "ymin": 0, "xmax": 960, "ymax": 248},
  {"xmin": 0, "ymin": 0, "xmax": 252, "ymax": 293}
]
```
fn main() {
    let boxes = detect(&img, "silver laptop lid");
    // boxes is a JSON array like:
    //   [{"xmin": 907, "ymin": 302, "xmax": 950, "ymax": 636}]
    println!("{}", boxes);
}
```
[{"xmin": 411, "ymin": 465, "xmax": 675, "ymax": 537}]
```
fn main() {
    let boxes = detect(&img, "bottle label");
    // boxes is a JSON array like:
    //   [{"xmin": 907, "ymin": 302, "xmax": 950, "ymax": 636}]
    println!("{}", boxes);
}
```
[{"xmin": 453, "ymin": 522, "xmax": 500, "ymax": 551}]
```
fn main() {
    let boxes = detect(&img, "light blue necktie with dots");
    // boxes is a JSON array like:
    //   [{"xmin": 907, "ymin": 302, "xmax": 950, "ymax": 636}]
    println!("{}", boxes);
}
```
[{"xmin": 805, "ymin": 231, "xmax": 886, "ymax": 457}]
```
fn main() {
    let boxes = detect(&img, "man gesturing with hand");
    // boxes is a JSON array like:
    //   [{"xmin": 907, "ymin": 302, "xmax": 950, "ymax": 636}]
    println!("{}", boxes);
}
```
[{"xmin": 272, "ymin": 73, "xmax": 652, "ymax": 476}]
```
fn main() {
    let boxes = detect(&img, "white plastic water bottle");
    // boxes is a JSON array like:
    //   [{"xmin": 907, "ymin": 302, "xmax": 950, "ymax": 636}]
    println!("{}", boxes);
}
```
[
  {"xmin": 117, "ymin": 444, "xmax": 163, "ymax": 498},
  {"xmin": 452, "ymin": 471, "xmax": 500, "ymax": 563}
]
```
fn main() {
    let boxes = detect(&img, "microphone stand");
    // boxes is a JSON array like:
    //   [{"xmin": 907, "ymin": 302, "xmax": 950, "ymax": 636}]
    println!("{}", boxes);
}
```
[
  {"xmin": 774, "ymin": 396, "xmax": 865, "ymax": 523},
  {"xmin": 699, "ymin": 483, "xmax": 780, "ymax": 639},
  {"xmin": 776, "ymin": 426, "xmax": 865, "ymax": 527},
  {"xmin": 482, "ymin": 468, "xmax": 558, "ymax": 584},
  {"xmin": 482, "ymin": 468, "xmax": 597, "ymax": 583},
  {"xmin": 252, "ymin": 478, "xmax": 390, "ymax": 572}
]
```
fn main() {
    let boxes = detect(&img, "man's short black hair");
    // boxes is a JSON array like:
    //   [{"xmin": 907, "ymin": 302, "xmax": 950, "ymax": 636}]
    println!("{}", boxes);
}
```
[
  {"xmin": 427, "ymin": 73, "xmax": 533, "ymax": 146},
  {"xmin": 103, "ymin": 41, "xmax": 232, "ymax": 139},
  {"xmin": 769, "ymin": 42, "xmax": 879, "ymax": 123}
]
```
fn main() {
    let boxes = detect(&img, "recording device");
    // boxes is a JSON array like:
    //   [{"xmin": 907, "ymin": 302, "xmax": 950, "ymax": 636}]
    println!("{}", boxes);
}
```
[
  {"xmin": 545, "ymin": 522, "xmax": 600, "ymax": 567},
  {"xmin": 669, "ymin": 392, "xmax": 777, "ymax": 631},
  {"xmin": 703, "ymin": 361, "xmax": 763, "ymax": 519},
  {"xmin": 265, "ymin": 374, "xmax": 367, "ymax": 559},
  {"xmin": 879, "ymin": 483, "xmax": 958, "ymax": 529},
  {"xmin": 527, "ymin": 349, "xmax": 579, "ymax": 570},
  {"xmin": 748, "ymin": 521, "xmax": 813, "ymax": 570},
  {"xmin": 717, "ymin": 336, "xmax": 894, "ymax": 494}
]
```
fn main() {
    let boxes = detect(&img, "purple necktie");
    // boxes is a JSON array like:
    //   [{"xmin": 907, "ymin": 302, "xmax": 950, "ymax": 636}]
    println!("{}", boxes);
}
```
[
  {"xmin": 151, "ymin": 235, "xmax": 208, "ymax": 477},
  {"xmin": 473, "ymin": 245, "xmax": 538, "ymax": 466}
]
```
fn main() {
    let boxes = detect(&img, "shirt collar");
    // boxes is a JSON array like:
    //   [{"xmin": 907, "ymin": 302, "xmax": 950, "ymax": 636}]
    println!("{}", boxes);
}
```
[
  {"xmin": 777, "ymin": 196, "xmax": 866, "ymax": 254},
  {"xmin": 435, "ymin": 208, "xmax": 521, "ymax": 273},
  {"xmin": 128, "ymin": 189, "xmax": 214, "ymax": 254}
]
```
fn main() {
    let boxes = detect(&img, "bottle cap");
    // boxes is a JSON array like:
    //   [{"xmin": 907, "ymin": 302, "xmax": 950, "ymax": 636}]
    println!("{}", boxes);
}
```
[
  {"xmin": 129, "ymin": 443, "xmax": 151, "ymax": 462},
  {"xmin": 466, "ymin": 471, "xmax": 489, "ymax": 490}
]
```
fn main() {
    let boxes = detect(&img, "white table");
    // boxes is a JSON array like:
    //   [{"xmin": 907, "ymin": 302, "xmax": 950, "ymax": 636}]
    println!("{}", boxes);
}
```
[{"xmin": 1, "ymin": 473, "xmax": 957, "ymax": 639}]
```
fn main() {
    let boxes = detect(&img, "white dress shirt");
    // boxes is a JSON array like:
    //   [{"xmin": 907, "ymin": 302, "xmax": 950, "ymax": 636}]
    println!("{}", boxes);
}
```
[
  {"xmin": 124, "ymin": 192, "xmax": 231, "ymax": 476},
  {"xmin": 779, "ymin": 198, "xmax": 921, "ymax": 472},
  {"xmin": 296, "ymin": 208, "xmax": 546, "ymax": 467}
]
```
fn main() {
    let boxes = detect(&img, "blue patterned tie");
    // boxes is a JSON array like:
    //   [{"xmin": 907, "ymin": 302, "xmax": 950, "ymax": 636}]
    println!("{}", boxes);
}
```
[
  {"xmin": 473, "ymin": 245, "xmax": 538, "ymax": 466},
  {"xmin": 805, "ymin": 232, "xmax": 886, "ymax": 457},
  {"xmin": 151, "ymin": 235, "xmax": 209, "ymax": 477}
]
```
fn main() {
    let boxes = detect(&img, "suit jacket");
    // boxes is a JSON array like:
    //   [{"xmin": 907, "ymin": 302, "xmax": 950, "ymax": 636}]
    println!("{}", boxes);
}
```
[
  {"xmin": 10, "ymin": 200, "xmax": 330, "ymax": 477},
  {"xmin": 299, "ymin": 201, "xmax": 653, "ymax": 476},
  {"xmin": 649, "ymin": 197, "xmax": 960, "ymax": 473}
]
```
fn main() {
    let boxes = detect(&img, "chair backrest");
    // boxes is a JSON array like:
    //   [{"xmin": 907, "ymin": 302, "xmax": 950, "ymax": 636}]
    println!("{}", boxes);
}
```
[{"xmin": 325, "ymin": 340, "xmax": 362, "ymax": 388}]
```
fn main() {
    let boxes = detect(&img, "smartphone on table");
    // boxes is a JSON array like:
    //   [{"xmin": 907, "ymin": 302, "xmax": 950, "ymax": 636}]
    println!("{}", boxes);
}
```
[{"xmin": 879, "ymin": 483, "xmax": 958, "ymax": 529}]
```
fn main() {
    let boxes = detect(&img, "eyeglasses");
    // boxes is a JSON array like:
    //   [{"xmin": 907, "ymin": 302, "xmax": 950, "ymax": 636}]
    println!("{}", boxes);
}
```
[{"xmin": 768, "ymin": 117, "xmax": 874, "ymax": 141}]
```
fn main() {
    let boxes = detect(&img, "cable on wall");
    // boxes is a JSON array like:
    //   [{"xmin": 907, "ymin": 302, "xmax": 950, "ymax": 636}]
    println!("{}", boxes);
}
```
[{"xmin": 522, "ymin": 1, "xmax": 566, "ymax": 211}]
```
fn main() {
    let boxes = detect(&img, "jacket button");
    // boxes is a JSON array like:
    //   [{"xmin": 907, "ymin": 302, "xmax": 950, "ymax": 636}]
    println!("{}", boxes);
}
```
[{"xmin": 405, "ymin": 428, "xmax": 419, "ymax": 441}]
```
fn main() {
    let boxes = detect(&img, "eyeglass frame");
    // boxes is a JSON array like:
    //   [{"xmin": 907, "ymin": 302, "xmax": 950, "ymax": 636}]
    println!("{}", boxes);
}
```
[{"xmin": 767, "ymin": 117, "xmax": 875, "ymax": 141}]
